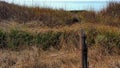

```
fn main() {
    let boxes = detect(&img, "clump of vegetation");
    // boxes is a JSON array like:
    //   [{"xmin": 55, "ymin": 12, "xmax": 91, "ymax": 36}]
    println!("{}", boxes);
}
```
[
  {"xmin": 0, "ymin": 30, "xmax": 7, "ymax": 48},
  {"xmin": 78, "ymin": 10, "xmax": 98, "ymax": 23},
  {"xmin": 8, "ymin": 30, "xmax": 34, "ymax": 49},
  {"xmin": 36, "ymin": 31, "xmax": 62, "ymax": 50},
  {"xmin": 0, "ymin": 1, "xmax": 79, "ymax": 27},
  {"xmin": 76, "ymin": 2, "xmax": 120, "ymax": 27},
  {"xmin": 1, "ymin": 1, "xmax": 120, "ymax": 27},
  {"xmin": 0, "ymin": 27, "xmax": 119, "ymax": 54},
  {"xmin": 98, "ymin": 2, "xmax": 120, "ymax": 27},
  {"xmin": 0, "ymin": 29, "xmax": 79, "ymax": 50},
  {"xmin": 100, "ymin": 2, "xmax": 120, "ymax": 17},
  {"xmin": 86, "ymin": 27, "xmax": 120, "ymax": 55}
]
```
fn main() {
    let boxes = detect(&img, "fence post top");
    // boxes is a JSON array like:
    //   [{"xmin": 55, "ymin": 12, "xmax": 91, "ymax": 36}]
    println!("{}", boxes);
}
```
[{"xmin": 80, "ymin": 29, "xmax": 87, "ymax": 38}]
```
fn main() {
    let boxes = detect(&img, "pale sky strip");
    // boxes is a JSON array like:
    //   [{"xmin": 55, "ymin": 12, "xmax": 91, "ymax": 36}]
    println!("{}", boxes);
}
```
[{"xmin": 1, "ymin": 0, "xmax": 120, "ymax": 11}]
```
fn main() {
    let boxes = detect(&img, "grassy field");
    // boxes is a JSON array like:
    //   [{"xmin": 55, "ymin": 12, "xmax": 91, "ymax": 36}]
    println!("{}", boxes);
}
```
[{"xmin": 0, "ymin": 1, "xmax": 120, "ymax": 68}]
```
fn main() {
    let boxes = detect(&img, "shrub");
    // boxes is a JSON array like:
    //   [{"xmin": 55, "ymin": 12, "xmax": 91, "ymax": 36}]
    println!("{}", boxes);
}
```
[
  {"xmin": 86, "ymin": 28, "xmax": 98, "ymax": 46},
  {"xmin": 86, "ymin": 28, "xmax": 120, "ymax": 54},
  {"xmin": 8, "ymin": 30, "xmax": 34, "ymax": 49},
  {"xmin": 0, "ymin": 30, "xmax": 7, "ymax": 48},
  {"xmin": 100, "ymin": 2, "xmax": 120, "ymax": 17},
  {"xmin": 99, "ymin": 2, "xmax": 120, "ymax": 27},
  {"xmin": 36, "ymin": 32, "xmax": 62, "ymax": 50},
  {"xmin": 78, "ymin": 10, "xmax": 98, "ymax": 23},
  {"xmin": 0, "ymin": 1, "xmax": 75, "ymax": 27}
]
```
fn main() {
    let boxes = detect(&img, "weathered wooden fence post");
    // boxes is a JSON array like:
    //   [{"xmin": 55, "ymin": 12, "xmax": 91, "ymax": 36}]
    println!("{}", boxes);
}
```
[{"xmin": 81, "ymin": 29, "xmax": 88, "ymax": 68}]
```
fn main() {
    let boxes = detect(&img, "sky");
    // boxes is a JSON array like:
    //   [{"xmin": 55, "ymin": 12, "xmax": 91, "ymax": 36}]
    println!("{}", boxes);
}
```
[{"xmin": 1, "ymin": 0, "xmax": 120, "ymax": 11}]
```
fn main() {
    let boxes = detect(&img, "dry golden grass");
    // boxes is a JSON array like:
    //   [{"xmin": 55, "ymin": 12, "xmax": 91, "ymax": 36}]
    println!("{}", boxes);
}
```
[
  {"xmin": 0, "ymin": 1, "xmax": 76, "ymax": 27},
  {"xmin": 0, "ymin": 1, "xmax": 120, "ymax": 68},
  {"xmin": 0, "ymin": 21, "xmax": 119, "ymax": 34},
  {"xmin": 0, "ymin": 46, "xmax": 120, "ymax": 68},
  {"xmin": 0, "ymin": 21, "xmax": 120, "ymax": 68}
]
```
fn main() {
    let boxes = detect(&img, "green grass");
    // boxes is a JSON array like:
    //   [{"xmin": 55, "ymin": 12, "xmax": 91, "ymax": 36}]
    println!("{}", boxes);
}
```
[{"xmin": 0, "ymin": 27, "xmax": 119, "ymax": 54}]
